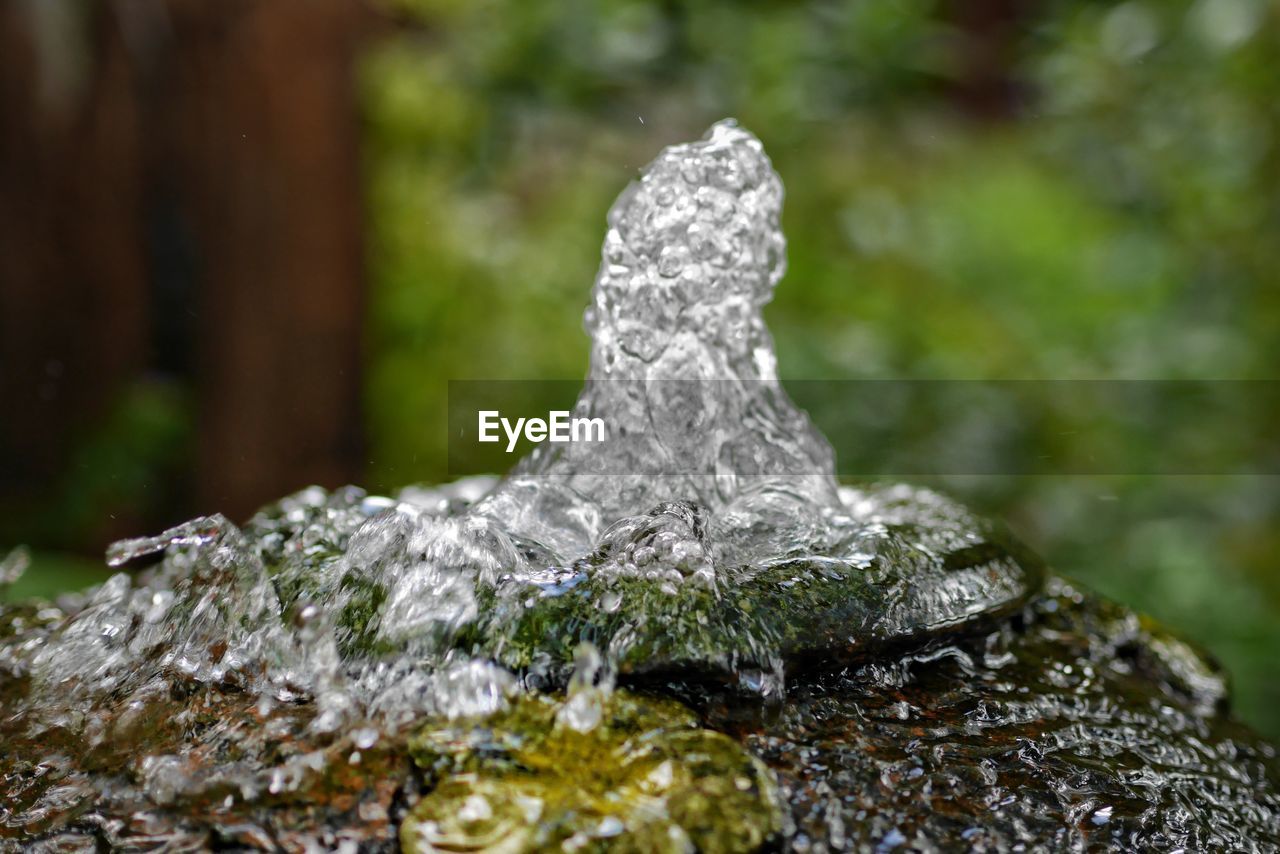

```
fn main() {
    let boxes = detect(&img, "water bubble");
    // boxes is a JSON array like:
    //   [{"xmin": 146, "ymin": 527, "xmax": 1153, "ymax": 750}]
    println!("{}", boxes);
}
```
[{"xmin": 0, "ymin": 545, "xmax": 30, "ymax": 588}]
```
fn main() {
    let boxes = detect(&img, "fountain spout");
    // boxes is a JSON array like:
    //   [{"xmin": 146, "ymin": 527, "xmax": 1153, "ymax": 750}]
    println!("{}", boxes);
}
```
[{"xmin": 487, "ymin": 121, "xmax": 838, "ymax": 551}]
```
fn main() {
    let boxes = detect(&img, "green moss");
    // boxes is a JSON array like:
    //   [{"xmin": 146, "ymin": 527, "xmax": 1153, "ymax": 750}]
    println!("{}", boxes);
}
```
[
  {"xmin": 335, "ymin": 574, "xmax": 393, "ymax": 658},
  {"xmin": 482, "ymin": 571, "xmax": 782, "ymax": 678},
  {"xmin": 474, "ymin": 491, "xmax": 1043, "ymax": 682},
  {"xmin": 404, "ymin": 689, "xmax": 781, "ymax": 853}
]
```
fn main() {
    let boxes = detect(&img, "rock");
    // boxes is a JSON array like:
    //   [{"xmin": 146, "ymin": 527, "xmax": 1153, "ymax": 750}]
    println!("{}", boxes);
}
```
[{"xmin": 403, "ymin": 684, "xmax": 780, "ymax": 853}]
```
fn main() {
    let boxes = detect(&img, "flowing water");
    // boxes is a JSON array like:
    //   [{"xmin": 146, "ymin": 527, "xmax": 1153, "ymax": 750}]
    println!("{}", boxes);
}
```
[{"xmin": 1, "ymin": 122, "xmax": 1276, "ymax": 851}]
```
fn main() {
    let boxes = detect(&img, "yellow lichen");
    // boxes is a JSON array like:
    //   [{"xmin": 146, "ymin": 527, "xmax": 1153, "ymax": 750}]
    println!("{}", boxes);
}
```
[{"xmin": 403, "ymin": 689, "xmax": 780, "ymax": 853}]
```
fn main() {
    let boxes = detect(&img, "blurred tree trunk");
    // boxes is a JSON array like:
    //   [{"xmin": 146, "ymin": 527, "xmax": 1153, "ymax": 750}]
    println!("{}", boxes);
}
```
[
  {"xmin": 0, "ymin": 2, "xmax": 151, "ymax": 542},
  {"xmin": 0, "ymin": 0, "xmax": 374, "ymax": 546},
  {"xmin": 939, "ymin": 0, "xmax": 1039, "ymax": 120},
  {"xmin": 157, "ymin": 0, "xmax": 372, "ymax": 522}
]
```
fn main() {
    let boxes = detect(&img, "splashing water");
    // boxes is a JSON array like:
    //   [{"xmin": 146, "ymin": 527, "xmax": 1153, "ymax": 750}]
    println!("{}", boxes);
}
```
[
  {"xmin": 508, "ymin": 121, "xmax": 837, "ymax": 527},
  {"xmin": 1, "ymin": 122, "xmax": 1276, "ymax": 850}
]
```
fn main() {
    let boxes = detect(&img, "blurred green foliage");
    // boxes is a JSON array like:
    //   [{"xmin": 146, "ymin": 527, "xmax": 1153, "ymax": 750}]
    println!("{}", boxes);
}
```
[
  {"xmin": 361, "ymin": 0, "xmax": 1280, "ymax": 736},
  {"xmin": 2, "ymin": 550, "xmax": 104, "ymax": 602},
  {"xmin": 0, "ymin": 379, "xmax": 193, "ymax": 555}
]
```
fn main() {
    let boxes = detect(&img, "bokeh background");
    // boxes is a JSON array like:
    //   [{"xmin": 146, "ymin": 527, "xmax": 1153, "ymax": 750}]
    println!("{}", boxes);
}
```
[{"xmin": 2, "ymin": 0, "xmax": 1278, "ymax": 735}]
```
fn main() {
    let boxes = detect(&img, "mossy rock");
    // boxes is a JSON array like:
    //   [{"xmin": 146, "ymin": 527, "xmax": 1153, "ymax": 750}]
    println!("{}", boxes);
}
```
[
  {"xmin": 479, "ymin": 485, "xmax": 1045, "ymax": 686},
  {"xmin": 404, "ymin": 688, "xmax": 781, "ymax": 853}
]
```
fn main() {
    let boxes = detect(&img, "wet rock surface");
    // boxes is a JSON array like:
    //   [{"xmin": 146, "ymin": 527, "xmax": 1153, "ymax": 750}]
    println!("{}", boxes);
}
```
[
  {"xmin": 692, "ymin": 577, "xmax": 1280, "ymax": 850},
  {"xmin": 2, "ymin": 123, "xmax": 1278, "ymax": 850},
  {"xmin": 4, "ymin": 546, "xmax": 1276, "ymax": 851}
]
